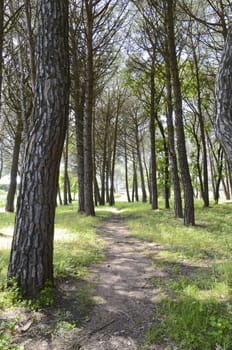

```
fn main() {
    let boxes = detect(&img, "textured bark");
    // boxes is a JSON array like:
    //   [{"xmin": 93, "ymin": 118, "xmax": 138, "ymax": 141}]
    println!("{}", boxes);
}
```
[
  {"xmin": 150, "ymin": 56, "xmax": 158, "ymax": 209},
  {"xmin": 8, "ymin": 0, "xmax": 69, "ymax": 297},
  {"xmin": 75, "ymin": 86, "xmax": 85, "ymax": 212},
  {"xmin": 100, "ymin": 101, "xmax": 111, "ymax": 206},
  {"xmin": 0, "ymin": 0, "xmax": 4, "ymax": 110},
  {"xmin": 192, "ymin": 43, "xmax": 209, "ymax": 207},
  {"xmin": 166, "ymin": 0, "xmax": 194, "ymax": 225},
  {"xmin": 84, "ymin": 0, "xmax": 95, "ymax": 216},
  {"xmin": 124, "ymin": 135, "xmax": 131, "ymax": 203},
  {"xmin": 216, "ymin": 25, "xmax": 232, "ymax": 169},
  {"xmin": 164, "ymin": 52, "xmax": 183, "ymax": 218},
  {"xmin": 109, "ymin": 108, "xmax": 119, "ymax": 206},
  {"xmin": 24, "ymin": 0, "xmax": 36, "ymax": 90},
  {"xmin": 157, "ymin": 117, "xmax": 170, "ymax": 209},
  {"xmin": 5, "ymin": 117, "xmax": 22, "ymax": 212},
  {"xmin": 70, "ymin": 21, "xmax": 86, "ymax": 212},
  {"xmin": 132, "ymin": 153, "xmax": 139, "ymax": 202},
  {"xmin": 63, "ymin": 127, "xmax": 69, "ymax": 205},
  {"xmin": 135, "ymin": 119, "xmax": 147, "ymax": 203}
]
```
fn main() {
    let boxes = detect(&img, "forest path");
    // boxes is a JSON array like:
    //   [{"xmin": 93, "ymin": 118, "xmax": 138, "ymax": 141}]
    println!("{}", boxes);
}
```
[
  {"xmin": 76, "ymin": 211, "xmax": 163, "ymax": 350},
  {"xmin": 8, "ymin": 211, "xmax": 165, "ymax": 350}
]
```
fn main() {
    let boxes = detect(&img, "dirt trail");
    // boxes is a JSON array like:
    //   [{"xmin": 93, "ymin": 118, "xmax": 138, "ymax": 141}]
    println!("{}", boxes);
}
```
[
  {"xmin": 76, "ymin": 212, "xmax": 162, "ymax": 350},
  {"xmin": 6, "ymin": 211, "xmax": 164, "ymax": 350}
]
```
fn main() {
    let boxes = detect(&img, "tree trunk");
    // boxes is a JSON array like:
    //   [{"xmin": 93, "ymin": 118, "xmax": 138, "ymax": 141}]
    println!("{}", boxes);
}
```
[
  {"xmin": 166, "ymin": 0, "xmax": 194, "ymax": 225},
  {"xmin": 84, "ymin": 0, "xmax": 95, "ymax": 216},
  {"xmin": 192, "ymin": 42, "xmax": 209, "ymax": 207},
  {"xmin": 132, "ymin": 152, "xmax": 139, "ymax": 202},
  {"xmin": 164, "ymin": 49, "xmax": 183, "ymax": 218},
  {"xmin": 156, "ymin": 117, "xmax": 170, "ymax": 209},
  {"xmin": 109, "ymin": 109, "xmax": 119, "ymax": 206},
  {"xmin": 150, "ymin": 54, "xmax": 158, "ymax": 209},
  {"xmin": 124, "ymin": 135, "xmax": 131, "ymax": 203},
  {"xmin": 135, "ymin": 120, "xmax": 147, "ymax": 203},
  {"xmin": 24, "ymin": 0, "xmax": 36, "ymax": 90},
  {"xmin": 5, "ymin": 116, "xmax": 22, "ymax": 212},
  {"xmin": 7, "ymin": 0, "xmax": 69, "ymax": 298},
  {"xmin": 100, "ymin": 101, "xmax": 110, "ymax": 205},
  {"xmin": 216, "ymin": 26, "xmax": 232, "ymax": 170},
  {"xmin": 63, "ymin": 127, "xmax": 69, "ymax": 206},
  {"xmin": 0, "ymin": 0, "xmax": 3, "ymax": 110}
]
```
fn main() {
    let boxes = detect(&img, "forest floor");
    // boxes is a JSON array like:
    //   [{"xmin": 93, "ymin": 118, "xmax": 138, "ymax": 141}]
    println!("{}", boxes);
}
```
[{"xmin": 2, "ymin": 211, "xmax": 169, "ymax": 350}]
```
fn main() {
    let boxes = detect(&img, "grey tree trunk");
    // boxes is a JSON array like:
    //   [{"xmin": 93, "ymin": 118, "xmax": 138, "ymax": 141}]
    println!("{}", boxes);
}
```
[
  {"xmin": 5, "ymin": 116, "xmax": 22, "ymax": 212},
  {"xmin": 166, "ymin": 0, "xmax": 194, "ymax": 225},
  {"xmin": 84, "ymin": 0, "xmax": 95, "ymax": 216},
  {"xmin": 164, "ymin": 48, "xmax": 183, "ymax": 218},
  {"xmin": 216, "ymin": 25, "xmax": 232, "ymax": 169},
  {"xmin": 0, "ymin": 0, "xmax": 4, "ymax": 110},
  {"xmin": 7, "ymin": 0, "xmax": 69, "ymax": 298},
  {"xmin": 150, "ymin": 55, "xmax": 158, "ymax": 209}
]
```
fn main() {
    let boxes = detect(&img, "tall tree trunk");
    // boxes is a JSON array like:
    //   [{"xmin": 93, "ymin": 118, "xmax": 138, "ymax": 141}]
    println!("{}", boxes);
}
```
[
  {"xmin": 135, "ymin": 121, "xmax": 147, "ymax": 203},
  {"xmin": 124, "ymin": 135, "xmax": 131, "ymax": 203},
  {"xmin": 0, "ymin": 0, "xmax": 3, "ymax": 111},
  {"xmin": 132, "ymin": 152, "xmax": 139, "ymax": 202},
  {"xmin": 63, "ymin": 126, "xmax": 69, "ymax": 206},
  {"xmin": 5, "ymin": 116, "xmax": 22, "ymax": 212},
  {"xmin": 7, "ymin": 0, "xmax": 69, "ymax": 297},
  {"xmin": 109, "ymin": 110, "xmax": 119, "ymax": 206},
  {"xmin": 164, "ymin": 50, "xmax": 183, "ymax": 218},
  {"xmin": 156, "ymin": 117, "xmax": 170, "ymax": 209},
  {"xmin": 166, "ymin": 0, "xmax": 194, "ymax": 225},
  {"xmin": 216, "ymin": 26, "xmax": 232, "ymax": 170},
  {"xmin": 75, "ymin": 87, "xmax": 85, "ymax": 212},
  {"xmin": 71, "ymin": 23, "xmax": 85, "ymax": 212},
  {"xmin": 24, "ymin": 0, "xmax": 36, "ymax": 90},
  {"xmin": 100, "ymin": 101, "xmax": 110, "ymax": 205},
  {"xmin": 84, "ymin": 0, "xmax": 95, "ymax": 216},
  {"xmin": 192, "ymin": 43, "xmax": 209, "ymax": 207},
  {"xmin": 150, "ymin": 54, "xmax": 158, "ymax": 209}
]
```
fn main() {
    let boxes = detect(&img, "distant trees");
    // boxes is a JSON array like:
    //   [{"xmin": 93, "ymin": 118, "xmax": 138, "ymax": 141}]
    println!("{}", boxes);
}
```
[
  {"xmin": 0, "ymin": 0, "xmax": 231, "ymax": 232},
  {"xmin": 8, "ymin": 0, "xmax": 69, "ymax": 297}
]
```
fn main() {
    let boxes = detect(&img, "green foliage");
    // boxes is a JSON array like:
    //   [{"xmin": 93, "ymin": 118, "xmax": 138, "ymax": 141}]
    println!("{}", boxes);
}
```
[
  {"xmin": 54, "ymin": 320, "xmax": 76, "ymax": 337},
  {"xmin": 147, "ymin": 298, "xmax": 232, "ymax": 350},
  {"xmin": 27, "ymin": 280, "xmax": 55, "ymax": 310},
  {"xmin": 0, "ymin": 279, "xmax": 22, "ymax": 309},
  {"xmin": 0, "ymin": 318, "xmax": 24, "ymax": 350}
]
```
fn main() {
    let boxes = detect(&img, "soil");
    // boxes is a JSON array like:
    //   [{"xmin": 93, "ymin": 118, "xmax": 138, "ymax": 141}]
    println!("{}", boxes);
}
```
[{"xmin": 2, "ymin": 212, "xmax": 168, "ymax": 350}]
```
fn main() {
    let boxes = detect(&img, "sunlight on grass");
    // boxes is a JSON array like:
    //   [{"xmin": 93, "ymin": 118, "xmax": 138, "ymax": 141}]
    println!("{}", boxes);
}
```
[
  {"xmin": 118, "ymin": 200, "xmax": 232, "ymax": 349},
  {"xmin": 0, "ymin": 203, "xmax": 112, "ymax": 305}
]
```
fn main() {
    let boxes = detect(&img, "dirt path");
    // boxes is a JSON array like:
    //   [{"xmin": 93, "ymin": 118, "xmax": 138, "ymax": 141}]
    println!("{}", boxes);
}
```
[
  {"xmin": 5, "ymin": 212, "xmax": 164, "ymax": 350},
  {"xmin": 76, "ymin": 212, "xmax": 161, "ymax": 350}
]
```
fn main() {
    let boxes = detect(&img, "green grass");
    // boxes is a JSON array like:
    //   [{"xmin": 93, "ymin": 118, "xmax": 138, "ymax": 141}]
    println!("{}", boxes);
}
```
[
  {"xmin": 116, "ymin": 200, "xmax": 232, "ymax": 350},
  {"xmin": 1, "ymin": 197, "xmax": 232, "ymax": 349},
  {"xmin": 0, "ymin": 203, "xmax": 111, "ymax": 294},
  {"xmin": 0, "ymin": 201, "xmax": 111, "ymax": 349}
]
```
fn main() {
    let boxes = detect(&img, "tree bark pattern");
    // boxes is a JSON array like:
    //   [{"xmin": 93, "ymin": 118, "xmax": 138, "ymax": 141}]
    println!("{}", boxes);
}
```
[
  {"xmin": 8, "ymin": 0, "xmax": 69, "ymax": 297},
  {"xmin": 166, "ymin": 0, "xmax": 194, "ymax": 225},
  {"xmin": 216, "ymin": 25, "xmax": 232, "ymax": 169}
]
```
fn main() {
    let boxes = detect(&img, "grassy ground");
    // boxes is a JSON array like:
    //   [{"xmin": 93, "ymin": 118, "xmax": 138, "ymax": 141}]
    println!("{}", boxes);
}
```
[
  {"xmin": 116, "ymin": 200, "xmax": 232, "ymax": 350},
  {"xmin": 1, "ymin": 195, "xmax": 232, "ymax": 349},
  {"xmin": 0, "ymin": 196, "xmax": 111, "ymax": 349}
]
